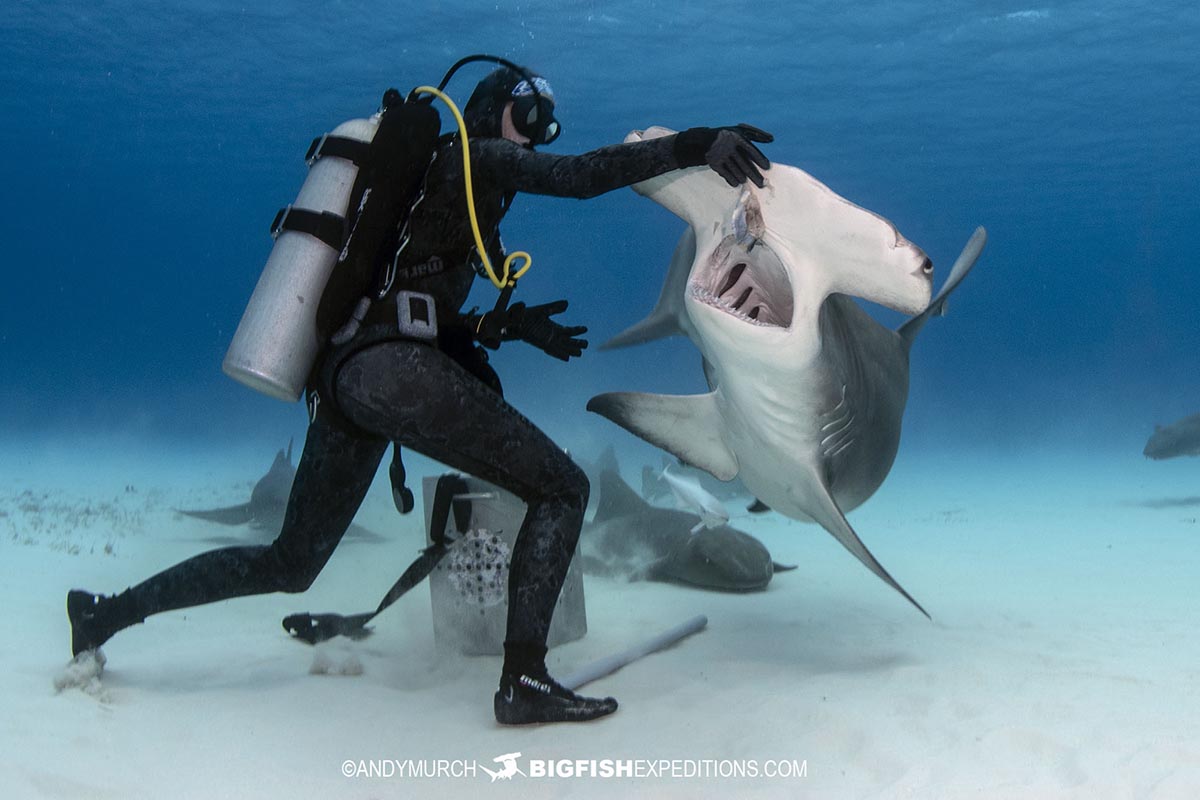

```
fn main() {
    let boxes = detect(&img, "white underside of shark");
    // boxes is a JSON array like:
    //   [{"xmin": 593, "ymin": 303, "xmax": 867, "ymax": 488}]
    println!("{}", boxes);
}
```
[{"xmin": 588, "ymin": 126, "xmax": 988, "ymax": 617}]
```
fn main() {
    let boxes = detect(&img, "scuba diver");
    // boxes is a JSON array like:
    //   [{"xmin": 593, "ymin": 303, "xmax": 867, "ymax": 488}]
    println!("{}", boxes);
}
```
[{"xmin": 67, "ymin": 59, "xmax": 772, "ymax": 725}]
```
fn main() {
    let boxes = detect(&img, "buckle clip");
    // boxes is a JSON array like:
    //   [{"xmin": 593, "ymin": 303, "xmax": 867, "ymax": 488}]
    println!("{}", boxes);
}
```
[
  {"xmin": 396, "ymin": 291, "xmax": 438, "ymax": 341},
  {"xmin": 270, "ymin": 205, "xmax": 292, "ymax": 240},
  {"xmin": 305, "ymin": 134, "xmax": 328, "ymax": 166}
]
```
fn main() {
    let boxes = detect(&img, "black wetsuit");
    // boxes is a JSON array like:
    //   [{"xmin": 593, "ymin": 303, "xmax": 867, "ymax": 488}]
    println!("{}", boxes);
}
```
[{"xmin": 80, "ymin": 133, "xmax": 688, "ymax": 654}]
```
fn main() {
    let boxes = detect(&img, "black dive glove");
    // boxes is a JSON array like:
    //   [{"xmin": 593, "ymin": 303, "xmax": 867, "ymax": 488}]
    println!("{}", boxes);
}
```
[
  {"xmin": 470, "ymin": 300, "xmax": 589, "ymax": 361},
  {"xmin": 673, "ymin": 124, "xmax": 774, "ymax": 188}
]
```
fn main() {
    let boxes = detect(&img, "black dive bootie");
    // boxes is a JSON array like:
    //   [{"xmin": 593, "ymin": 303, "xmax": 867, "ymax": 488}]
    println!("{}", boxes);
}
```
[
  {"xmin": 494, "ymin": 670, "xmax": 618, "ymax": 725},
  {"xmin": 67, "ymin": 589, "xmax": 143, "ymax": 656}
]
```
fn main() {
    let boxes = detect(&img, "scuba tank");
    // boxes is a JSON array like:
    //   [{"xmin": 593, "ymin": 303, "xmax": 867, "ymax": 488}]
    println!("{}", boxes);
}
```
[
  {"xmin": 222, "ymin": 117, "xmax": 377, "ymax": 401},
  {"xmin": 223, "ymin": 55, "xmax": 547, "ymax": 403},
  {"xmin": 223, "ymin": 92, "xmax": 440, "ymax": 402}
]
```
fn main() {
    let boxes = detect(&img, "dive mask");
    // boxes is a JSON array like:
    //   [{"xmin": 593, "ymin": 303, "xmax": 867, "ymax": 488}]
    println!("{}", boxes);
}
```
[{"xmin": 510, "ymin": 77, "xmax": 561, "ymax": 145}]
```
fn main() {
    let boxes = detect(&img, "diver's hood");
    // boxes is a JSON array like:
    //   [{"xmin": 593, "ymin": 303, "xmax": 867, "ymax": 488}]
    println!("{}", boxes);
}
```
[
  {"xmin": 462, "ymin": 65, "xmax": 557, "ymax": 142},
  {"xmin": 463, "ymin": 67, "xmax": 523, "ymax": 138}
]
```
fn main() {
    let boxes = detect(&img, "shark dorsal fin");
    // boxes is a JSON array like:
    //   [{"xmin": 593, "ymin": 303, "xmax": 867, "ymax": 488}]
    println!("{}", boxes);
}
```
[
  {"xmin": 601, "ymin": 228, "xmax": 696, "ymax": 349},
  {"xmin": 593, "ymin": 468, "xmax": 652, "ymax": 523},
  {"xmin": 701, "ymin": 357, "xmax": 719, "ymax": 391},
  {"xmin": 596, "ymin": 444, "xmax": 620, "ymax": 475}
]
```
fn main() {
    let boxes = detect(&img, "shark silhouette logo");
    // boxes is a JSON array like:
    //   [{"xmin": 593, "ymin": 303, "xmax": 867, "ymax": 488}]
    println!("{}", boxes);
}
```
[{"xmin": 480, "ymin": 752, "xmax": 525, "ymax": 782}]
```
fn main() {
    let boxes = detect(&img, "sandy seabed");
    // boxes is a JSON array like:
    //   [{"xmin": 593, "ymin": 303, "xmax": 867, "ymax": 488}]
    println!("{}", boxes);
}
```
[{"xmin": 2, "ymin": 437, "xmax": 1198, "ymax": 799}]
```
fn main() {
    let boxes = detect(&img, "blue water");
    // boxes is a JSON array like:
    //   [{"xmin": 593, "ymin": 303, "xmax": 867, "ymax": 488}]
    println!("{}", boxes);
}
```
[
  {"xmin": 5, "ymin": 6, "xmax": 1200, "ymax": 796},
  {"xmin": 2, "ymin": 0, "xmax": 1198, "ymax": 457}
]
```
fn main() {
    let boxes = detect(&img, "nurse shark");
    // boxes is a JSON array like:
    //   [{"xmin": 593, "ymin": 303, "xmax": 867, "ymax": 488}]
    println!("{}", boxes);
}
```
[
  {"xmin": 582, "ymin": 460, "xmax": 793, "ymax": 592},
  {"xmin": 588, "ymin": 126, "xmax": 987, "ymax": 617}
]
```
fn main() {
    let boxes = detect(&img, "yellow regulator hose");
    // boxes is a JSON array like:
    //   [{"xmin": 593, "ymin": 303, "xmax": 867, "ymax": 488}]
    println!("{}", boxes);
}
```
[{"xmin": 413, "ymin": 86, "xmax": 532, "ymax": 290}]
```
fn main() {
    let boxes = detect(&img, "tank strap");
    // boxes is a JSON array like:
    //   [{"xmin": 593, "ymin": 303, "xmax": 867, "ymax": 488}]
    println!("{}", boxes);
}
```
[
  {"xmin": 269, "ymin": 205, "xmax": 345, "ymax": 250},
  {"xmin": 305, "ymin": 134, "xmax": 371, "ymax": 166}
]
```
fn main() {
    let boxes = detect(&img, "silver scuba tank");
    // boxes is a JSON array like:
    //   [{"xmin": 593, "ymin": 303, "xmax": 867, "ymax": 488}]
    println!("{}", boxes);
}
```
[{"xmin": 222, "ymin": 116, "xmax": 381, "ymax": 402}]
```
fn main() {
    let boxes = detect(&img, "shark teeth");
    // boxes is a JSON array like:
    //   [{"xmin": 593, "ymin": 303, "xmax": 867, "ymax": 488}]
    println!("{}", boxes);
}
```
[{"xmin": 689, "ymin": 284, "xmax": 776, "ymax": 327}]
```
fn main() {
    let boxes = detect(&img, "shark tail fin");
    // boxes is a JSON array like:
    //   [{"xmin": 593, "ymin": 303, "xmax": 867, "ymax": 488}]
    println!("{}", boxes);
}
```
[
  {"xmin": 600, "ymin": 228, "xmax": 697, "ymax": 350},
  {"xmin": 898, "ymin": 226, "xmax": 987, "ymax": 349},
  {"xmin": 804, "ymin": 468, "xmax": 930, "ymax": 619},
  {"xmin": 587, "ymin": 390, "xmax": 739, "ymax": 481}
]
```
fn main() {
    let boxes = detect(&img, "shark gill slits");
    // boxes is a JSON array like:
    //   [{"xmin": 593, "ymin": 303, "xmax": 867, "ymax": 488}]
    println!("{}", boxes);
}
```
[
  {"xmin": 733, "ymin": 287, "xmax": 753, "ymax": 310},
  {"xmin": 719, "ymin": 263, "xmax": 747, "ymax": 297},
  {"xmin": 748, "ymin": 306, "xmax": 761, "ymax": 320},
  {"xmin": 828, "ymin": 438, "xmax": 855, "ymax": 458}
]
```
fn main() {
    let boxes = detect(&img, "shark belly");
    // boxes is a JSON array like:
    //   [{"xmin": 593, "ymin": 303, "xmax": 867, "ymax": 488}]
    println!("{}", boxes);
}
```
[
  {"xmin": 712, "ymin": 363, "xmax": 831, "ymax": 519},
  {"xmin": 710, "ymin": 324, "xmax": 908, "ymax": 519}
]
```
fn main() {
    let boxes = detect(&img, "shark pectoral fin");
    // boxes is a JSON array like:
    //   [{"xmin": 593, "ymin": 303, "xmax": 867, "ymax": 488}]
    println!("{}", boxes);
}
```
[
  {"xmin": 587, "ymin": 390, "xmax": 739, "ymax": 481},
  {"xmin": 747, "ymin": 499, "xmax": 771, "ymax": 513},
  {"xmin": 804, "ymin": 477, "xmax": 930, "ymax": 619},
  {"xmin": 601, "ymin": 228, "xmax": 696, "ymax": 350},
  {"xmin": 176, "ymin": 503, "xmax": 256, "ymax": 526},
  {"xmin": 897, "ymin": 226, "xmax": 987, "ymax": 348}
]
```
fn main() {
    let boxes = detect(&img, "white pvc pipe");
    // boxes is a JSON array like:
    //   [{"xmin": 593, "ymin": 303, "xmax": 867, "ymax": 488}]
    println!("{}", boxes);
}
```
[{"xmin": 561, "ymin": 614, "xmax": 708, "ymax": 691}]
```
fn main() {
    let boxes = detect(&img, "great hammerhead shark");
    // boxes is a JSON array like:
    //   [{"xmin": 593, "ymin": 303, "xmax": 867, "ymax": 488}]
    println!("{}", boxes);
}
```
[{"xmin": 588, "ymin": 126, "xmax": 987, "ymax": 617}]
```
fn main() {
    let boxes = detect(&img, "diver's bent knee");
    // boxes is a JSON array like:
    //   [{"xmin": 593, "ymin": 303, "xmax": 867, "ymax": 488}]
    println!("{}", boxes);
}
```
[
  {"xmin": 575, "ymin": 469, "xmax": 591, "ymax": 508},
  {"xmin": 558, "ymin": 460, "xmax": 590, "ymax": 509},
  {"xmin": 509, "ymin": 456, "xmax": 590, "ymax": 510},
  {"xmin": 264, "ymin": 545, "xmax": 329, "ymax": 594},
  {"xmin": 277, "ymin": 571, "xmax": 321, "ymax": 594}
]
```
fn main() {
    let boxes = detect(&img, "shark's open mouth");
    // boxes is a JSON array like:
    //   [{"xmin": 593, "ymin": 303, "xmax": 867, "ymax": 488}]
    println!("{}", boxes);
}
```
[{"xmin": 688, "ymin": 235, "xmax": 794, "ymax": 328}]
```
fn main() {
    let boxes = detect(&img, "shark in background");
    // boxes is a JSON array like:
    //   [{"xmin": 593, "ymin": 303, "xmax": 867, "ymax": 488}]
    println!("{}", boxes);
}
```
[
  {"xmin": 589, "ymin": 126, "xmax": 987, "ymax": 618},
  {"xmin": 178, "ymin": 441, "xmax": 383, "ymax": 543},
  {"xmin": 178, "ymin": 440, "xmax": 296, "ymax": 530},
  {"xmin": 1143, "ymin": 413, "xmax": 1200, "ymax": 460}
]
